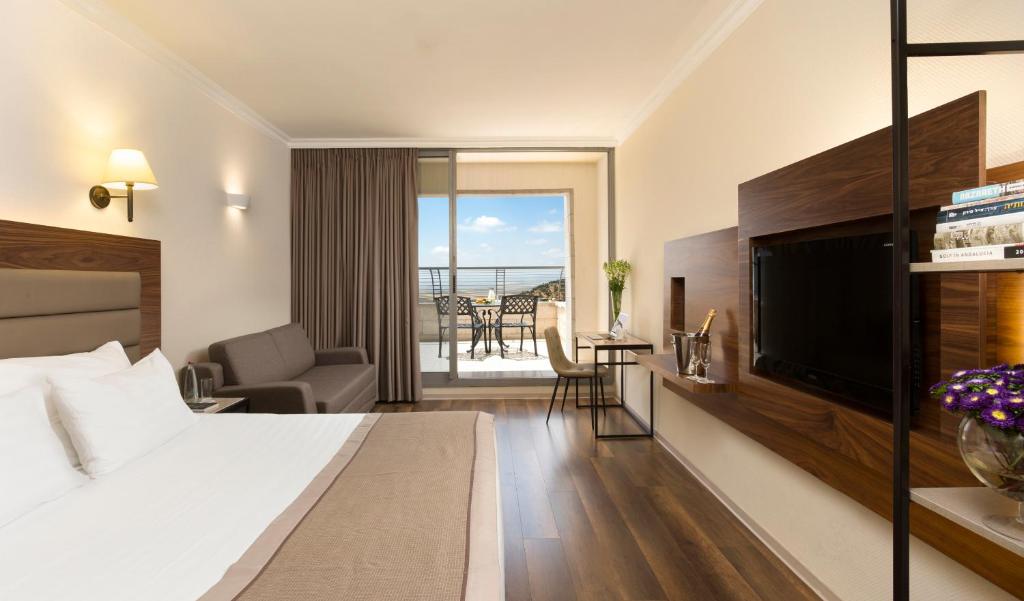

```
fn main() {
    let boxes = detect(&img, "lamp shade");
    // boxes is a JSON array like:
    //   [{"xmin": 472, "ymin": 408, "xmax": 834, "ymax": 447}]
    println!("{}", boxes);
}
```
[{"xmin": 102, "ymin": 149, "xmax": 158, "ymax": 190}]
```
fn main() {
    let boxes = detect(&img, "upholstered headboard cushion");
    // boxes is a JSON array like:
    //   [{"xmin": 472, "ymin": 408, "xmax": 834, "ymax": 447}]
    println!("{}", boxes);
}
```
[{"xmin": 0, "ymin": 269, "xmax": 142, "ymax": 361}]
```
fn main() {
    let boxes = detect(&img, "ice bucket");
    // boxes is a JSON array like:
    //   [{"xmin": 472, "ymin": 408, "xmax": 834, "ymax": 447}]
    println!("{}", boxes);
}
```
[{"xmin": 671, "ymin": 332, "xmax": 709, "ymax": 375}]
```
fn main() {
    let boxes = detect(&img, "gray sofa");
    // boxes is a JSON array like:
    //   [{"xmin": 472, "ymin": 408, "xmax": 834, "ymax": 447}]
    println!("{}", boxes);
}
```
[{"xmin": 194, "ymin": 324, "xmax": 377, "ymax": 414}]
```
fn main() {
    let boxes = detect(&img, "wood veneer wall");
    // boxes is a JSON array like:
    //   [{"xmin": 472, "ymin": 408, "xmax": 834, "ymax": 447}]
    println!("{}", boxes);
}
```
[
  {"xmin": 663, "ymin": 227, "xmax": 739, "ymax": 385},
  {"xmin": 0, "ymin": 220, "xmax": 161, "ymax": 355},
  {"xmin": 988, "ymin": 160, "xmax": 1024, "ymax": 365},
  {"xmin": 662, "ymin": 92, "xmax": 1023, "ymax": 593}
]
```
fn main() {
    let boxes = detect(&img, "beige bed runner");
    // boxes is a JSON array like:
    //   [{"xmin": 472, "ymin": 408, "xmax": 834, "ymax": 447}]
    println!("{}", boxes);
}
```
[{"xmin": 200, "ymin": 411, "xmax": 501, "ymax": 601}]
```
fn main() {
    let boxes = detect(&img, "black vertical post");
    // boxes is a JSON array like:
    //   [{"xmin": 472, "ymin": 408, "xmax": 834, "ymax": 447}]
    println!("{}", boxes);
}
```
[{"xmin": 890, "ymin": 0, "xmax": 911, "ymax": 600}]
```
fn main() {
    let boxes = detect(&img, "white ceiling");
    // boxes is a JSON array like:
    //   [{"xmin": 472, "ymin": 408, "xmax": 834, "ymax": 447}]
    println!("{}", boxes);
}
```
[{"xmin": 77, "ymin": 0, "xmax": 753, "ymax": 144}]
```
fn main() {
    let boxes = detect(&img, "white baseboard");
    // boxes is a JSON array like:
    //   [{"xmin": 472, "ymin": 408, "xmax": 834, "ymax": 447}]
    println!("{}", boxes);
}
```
[{"xmin": 652, "ymin": 429, "xmax": 839, "ymax": 601}]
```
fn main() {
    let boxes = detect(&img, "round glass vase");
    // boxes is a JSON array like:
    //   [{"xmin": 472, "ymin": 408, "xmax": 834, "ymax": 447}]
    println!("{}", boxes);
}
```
[{"xmin": 957, "ymin": 416, "xmax": 1024, "ymax": 541}]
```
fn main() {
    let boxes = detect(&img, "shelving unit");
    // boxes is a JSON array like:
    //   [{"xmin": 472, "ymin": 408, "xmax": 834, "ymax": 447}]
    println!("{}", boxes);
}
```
[
  {"xmin": 889, "ymin": 3, "xmax": 1024, "ymax": 599},
  {"xmin": 909, "ymin": 258, "xmax": 1024, "ymax": 274},
  {"xmin": 636, "ymin": 353, "xmax": 735, "ymax": 395},
  {"xmin": 910, "ymin": 488, "xmax": 1024, "ymax": 558}
]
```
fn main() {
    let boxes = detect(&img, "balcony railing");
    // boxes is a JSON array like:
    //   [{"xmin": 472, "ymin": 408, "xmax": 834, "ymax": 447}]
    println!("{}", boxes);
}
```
[{"xmin": 418, "ymin": 266, "xmax": 565, "ymax": 303}]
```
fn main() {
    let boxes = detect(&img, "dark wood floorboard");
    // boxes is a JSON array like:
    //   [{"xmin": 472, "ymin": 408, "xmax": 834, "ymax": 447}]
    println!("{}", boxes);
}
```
[{"xmin": 375, "ymin": 399, "xmax": 820, "ymax": 601}]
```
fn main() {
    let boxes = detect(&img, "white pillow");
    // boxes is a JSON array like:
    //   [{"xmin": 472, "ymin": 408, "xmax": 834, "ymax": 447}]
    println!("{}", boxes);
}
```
[
  {"xmin": 0, "ymin": 341, "xmax": 132, "ymax": 468},
  {"xmin": 0, "ymin": 341, "xmax": 131, "ymax": 387},
  {"xmin": 50, "ymin": 349, "xmax": 198, "ymax": 477},
  {"xmin": 0, "ymin": 386, "xmax": 90, "ymax": 528}
]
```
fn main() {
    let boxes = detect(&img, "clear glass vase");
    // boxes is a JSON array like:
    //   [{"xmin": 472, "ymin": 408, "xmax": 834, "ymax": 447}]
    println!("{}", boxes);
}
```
[{"xmin": 957, "ymin": 417, "xmax": 1024, "ymax": 541}]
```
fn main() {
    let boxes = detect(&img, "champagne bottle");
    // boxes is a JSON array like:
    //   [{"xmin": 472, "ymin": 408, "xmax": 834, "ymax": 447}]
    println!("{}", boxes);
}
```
[{"xmin": 695, "ymin": 309, "xmax": 717, "ymax": 336}]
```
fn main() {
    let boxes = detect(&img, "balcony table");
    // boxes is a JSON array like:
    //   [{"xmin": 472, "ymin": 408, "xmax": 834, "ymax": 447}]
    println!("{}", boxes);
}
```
[{"xmin": 472, "ymin": 301, "xmax": 500, "ymax": 353}]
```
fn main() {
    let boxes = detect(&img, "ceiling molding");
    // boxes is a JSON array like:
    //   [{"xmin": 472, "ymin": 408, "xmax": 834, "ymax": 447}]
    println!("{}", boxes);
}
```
[
  {"xmin": 288, "ymin": 137, "xmax": 617, "ymax": 149},
  {"xmin": 616, "ymin": 0, "xmax": 764, "ymax": 144},
  {"xmin": 58, "ymin": 0, "xmax": 291, "ymax": 145}
]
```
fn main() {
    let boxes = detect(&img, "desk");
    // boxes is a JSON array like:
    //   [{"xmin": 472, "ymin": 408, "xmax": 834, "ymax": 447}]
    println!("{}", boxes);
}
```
[{"xmin": 574, "ymin": 333, "xmax": 654, "ymax": 439}]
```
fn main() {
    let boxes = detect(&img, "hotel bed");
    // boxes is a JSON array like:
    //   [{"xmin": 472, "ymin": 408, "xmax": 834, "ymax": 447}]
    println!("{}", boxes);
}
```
[
  {"xmin": 0, "ymin": 411, "xmax": 501, "ymax": 601},
  {"xmin": 0, "ymin": 221, "xmax": 503, "ymax": 601}
]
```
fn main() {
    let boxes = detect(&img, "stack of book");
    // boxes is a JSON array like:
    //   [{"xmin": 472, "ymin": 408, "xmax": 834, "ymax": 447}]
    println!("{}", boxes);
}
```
[{"xmin": 931, "ymin": 178, "xmax": 1024, "ymax": 263}]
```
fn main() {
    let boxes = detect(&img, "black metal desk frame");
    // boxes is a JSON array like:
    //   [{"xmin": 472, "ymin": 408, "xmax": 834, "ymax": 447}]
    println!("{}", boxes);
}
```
[{"xmin": 573, "ymin": 333, "xmax": 654, "ymax": 439}]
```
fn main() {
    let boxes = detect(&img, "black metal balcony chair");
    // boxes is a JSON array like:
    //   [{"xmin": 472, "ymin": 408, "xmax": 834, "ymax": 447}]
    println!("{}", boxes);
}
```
[
  {"xmin": 435, "ymin": 295, "xmax": 486, "ymax": 358},
  {"xmin": 493, "ymin": 294, "xmax": 539, "ymax": 358}
]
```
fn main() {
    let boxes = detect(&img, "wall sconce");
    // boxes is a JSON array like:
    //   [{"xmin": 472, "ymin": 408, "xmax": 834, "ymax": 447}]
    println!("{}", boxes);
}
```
[
  {"xmin": 225, "ymin": 193, "xmax": 250, "ymax": 210},
  {"xmin": 89, "ymin": 149, "xmax": 158, "ymax": 223}
]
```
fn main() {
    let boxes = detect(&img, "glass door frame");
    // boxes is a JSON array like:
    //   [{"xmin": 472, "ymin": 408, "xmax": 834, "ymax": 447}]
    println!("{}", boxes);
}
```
[{"xmin": 419, "ymin": 146, "xmax": 617, "ymax": 388}]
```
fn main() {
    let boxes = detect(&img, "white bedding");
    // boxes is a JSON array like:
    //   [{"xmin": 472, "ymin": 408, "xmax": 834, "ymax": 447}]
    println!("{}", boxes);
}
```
[{"xmin": 0, "ymin": 413, "xmax": 364, "ymax": 601}]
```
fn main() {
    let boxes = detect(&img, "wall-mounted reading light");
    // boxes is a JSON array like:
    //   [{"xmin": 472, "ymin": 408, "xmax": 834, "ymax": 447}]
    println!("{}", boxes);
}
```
[
  {"xmin": 225, "ymin": 192, "xmax": 250, "ymax": 210},
  {"xmin": 89, "ymin": 149, "xmax": 158, "ymax": 222}
]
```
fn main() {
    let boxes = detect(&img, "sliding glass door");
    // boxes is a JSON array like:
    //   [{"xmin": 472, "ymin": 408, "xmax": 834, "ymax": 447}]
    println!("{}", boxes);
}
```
[
  {"xmin": 416, "ymin": 152, "xmax": 455, "ymax": 380},
  {"xmin": 418, "ymin": 148, "xmax": 611, "ymax": 387}
]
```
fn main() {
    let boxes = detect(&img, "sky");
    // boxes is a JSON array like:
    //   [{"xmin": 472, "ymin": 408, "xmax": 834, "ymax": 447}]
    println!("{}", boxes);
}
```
[{"xmin": 418, "ymin": 194, "xmax": 567, "ymax": 268}]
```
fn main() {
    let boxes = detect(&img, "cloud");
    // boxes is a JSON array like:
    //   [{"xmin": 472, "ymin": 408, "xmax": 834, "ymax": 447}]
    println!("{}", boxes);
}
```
[
  {"xmin": 430, "ymin": 245, "xmax": 449, "ymax": 255},
  {"xmin": 525, "ymin": 238, "xmax": 547, "ymax": 246},
  {"xmin": 479, "ymin": 243, "xmax": 493, "ymax": 252},
  {"xmin": 458, "ymin": 215, "xmax": 514, "ymax": 233},
  {"xmin": 529, "ymin": 220, "xmax": 562, "ymax": 233},
  {"xmin": 541, "ymin": 247, "xmax": 565, "ymax": 259},
  {"xmin": 548, "ymin": 208, "xmax": 559, "ymax": 215}
]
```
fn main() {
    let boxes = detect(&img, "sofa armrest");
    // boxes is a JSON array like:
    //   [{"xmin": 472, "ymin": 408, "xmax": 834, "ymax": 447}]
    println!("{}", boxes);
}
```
[
  {"xmin": 191, "ymin": 362, "xmax": 224, "ymax": 390},
  {"xmin": 315, "ymin": 347, "xmax": 368, "ymax": 365},
  {"xmin": 216, "ymin": 381, "xmax": 317, "ymax": 414}
]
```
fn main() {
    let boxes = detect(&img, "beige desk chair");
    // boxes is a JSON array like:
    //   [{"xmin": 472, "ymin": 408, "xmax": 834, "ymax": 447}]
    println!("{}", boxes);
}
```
[{"xmin": 544, "ymin": 327, "xmax": 608, "ymax": 428}]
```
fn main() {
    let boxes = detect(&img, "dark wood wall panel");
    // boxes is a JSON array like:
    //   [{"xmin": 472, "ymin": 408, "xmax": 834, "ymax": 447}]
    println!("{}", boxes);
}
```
[
  {"xmin": 989, "ymin": 161, "xmax": 1024, "ymax": 368},
  {"xmin": 0, "ymin": 220, "xmax": 160, "ymax": 355},
  {"xmin": 661, "ymin": 92, "xmax": 1024, "ymax": 594},
  {"xmin": 940, "ymin": 274, "xmax": 993, "ymax": 372},
  {"xmin": 995, "ymin": 274, "xmax": 1024, "ymax": 363},
  {"xmin": 986, "ymin": 158, "xmax": 1024, "ymax": 183},
  {"xmin": 738, "ymin": 92, "xmax": 986, "ymax": 239},
  {"xmin": 663, "ymin": 227, "xmax": 738, "ymax": 383}
]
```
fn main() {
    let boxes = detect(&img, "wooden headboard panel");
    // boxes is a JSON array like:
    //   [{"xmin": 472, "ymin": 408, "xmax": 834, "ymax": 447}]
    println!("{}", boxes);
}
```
[{"xmin": 0, "ymin": 220, "xmax": 160, "ymax": 355}]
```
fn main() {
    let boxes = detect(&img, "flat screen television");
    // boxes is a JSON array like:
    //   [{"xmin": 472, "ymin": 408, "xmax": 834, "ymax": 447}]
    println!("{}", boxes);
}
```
[{"xmin": 752, "ymin": 231, "xmax": 918, "ymax": 416}]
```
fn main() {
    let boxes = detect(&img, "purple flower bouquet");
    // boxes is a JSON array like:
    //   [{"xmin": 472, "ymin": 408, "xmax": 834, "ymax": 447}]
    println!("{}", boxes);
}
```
[
  {"xmin": 930, "ymin": 364, "xmax": 1024, "ymax": 540},
  {"xmin": 930, "ymin": 365, "xmax": 1024, "ymax": 434}
]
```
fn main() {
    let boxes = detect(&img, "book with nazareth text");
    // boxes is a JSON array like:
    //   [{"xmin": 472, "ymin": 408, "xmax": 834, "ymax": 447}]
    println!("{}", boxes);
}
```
[
  {"xmin": 940, "ymin": 191, "xmax": 1024, "ymax": 212},
  {"xmin": 950, "ymin": 179, "xmax": 1024, "ymax": 204}
]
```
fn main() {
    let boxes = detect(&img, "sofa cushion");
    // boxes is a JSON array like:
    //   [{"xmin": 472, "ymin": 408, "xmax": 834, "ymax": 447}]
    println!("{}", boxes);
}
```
[
  {"xmin": 209, "ymin": 332, "xmax": 289, "ymax": 386},
  {"xmin": 292, "ymin": 364, "xmax": 377, "ymax": 414},
  {"xmin": 267, "ymin": 324, "xmax": 316, "ymax": 379}
]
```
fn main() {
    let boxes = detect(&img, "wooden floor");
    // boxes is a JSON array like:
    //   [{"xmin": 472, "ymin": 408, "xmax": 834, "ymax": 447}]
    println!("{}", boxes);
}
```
[{"xmin": 376, "ymin": 398, "xmax": 819, "ymax": 601}]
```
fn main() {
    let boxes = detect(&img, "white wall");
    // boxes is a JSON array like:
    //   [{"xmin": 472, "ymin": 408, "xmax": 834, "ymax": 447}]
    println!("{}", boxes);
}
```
[
  {"xmin": 0, "ymin": 0, "xmax": 291, "ymax": 368},
  {"xmin": 615, "ymin": 0, "xmax": 1023, "ymax": 600}
]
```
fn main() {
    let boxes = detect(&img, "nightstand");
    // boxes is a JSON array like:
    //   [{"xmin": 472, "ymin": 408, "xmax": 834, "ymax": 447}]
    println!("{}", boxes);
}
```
[{"xmin": 188, "ymin": 397, "xmax": 249, "ymax": 414}]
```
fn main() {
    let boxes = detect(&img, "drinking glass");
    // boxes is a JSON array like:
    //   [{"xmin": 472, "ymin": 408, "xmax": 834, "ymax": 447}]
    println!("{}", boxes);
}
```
[
  {"xmin": 697, "ymin": 340, "xmax": 713, "ymax": 382},
  {"xmin": 200, "ymin": 377, "xmax": 214, "ymax": 400}
]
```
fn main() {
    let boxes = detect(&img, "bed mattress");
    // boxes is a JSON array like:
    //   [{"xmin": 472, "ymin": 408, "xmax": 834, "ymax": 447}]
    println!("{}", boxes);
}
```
[{"xmin": 0, "ymin": 412, "xmax": 502, "ymax": 601}]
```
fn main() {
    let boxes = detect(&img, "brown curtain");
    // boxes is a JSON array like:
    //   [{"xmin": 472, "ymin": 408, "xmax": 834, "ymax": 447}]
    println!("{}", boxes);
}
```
[{"xmin": 291, "ymin": 148, "xmax": 421, "ymax": 402}]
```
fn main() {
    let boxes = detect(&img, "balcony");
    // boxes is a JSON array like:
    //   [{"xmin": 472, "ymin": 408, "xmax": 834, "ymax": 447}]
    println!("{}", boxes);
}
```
[{"xmin": 418, "ymin": 266, "xmax": 568, "ymax": 376}]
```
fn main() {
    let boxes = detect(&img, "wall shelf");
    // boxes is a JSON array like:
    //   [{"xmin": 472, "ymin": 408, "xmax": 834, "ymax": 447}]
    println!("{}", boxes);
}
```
[
  {"xmin": 637, "ymin": 353, "xmax": 735, "ymax": 395},
  {"xmin": 911, "ymin": 488, "xmax": 1023, "ymax": 558},
  {"xmin": 910, "ymin": 258, "xmax": 1024, "ymax": 274},
  {"xmin": 889, "ymin": 5, "xmax": 1024, "ymax": 596}
]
